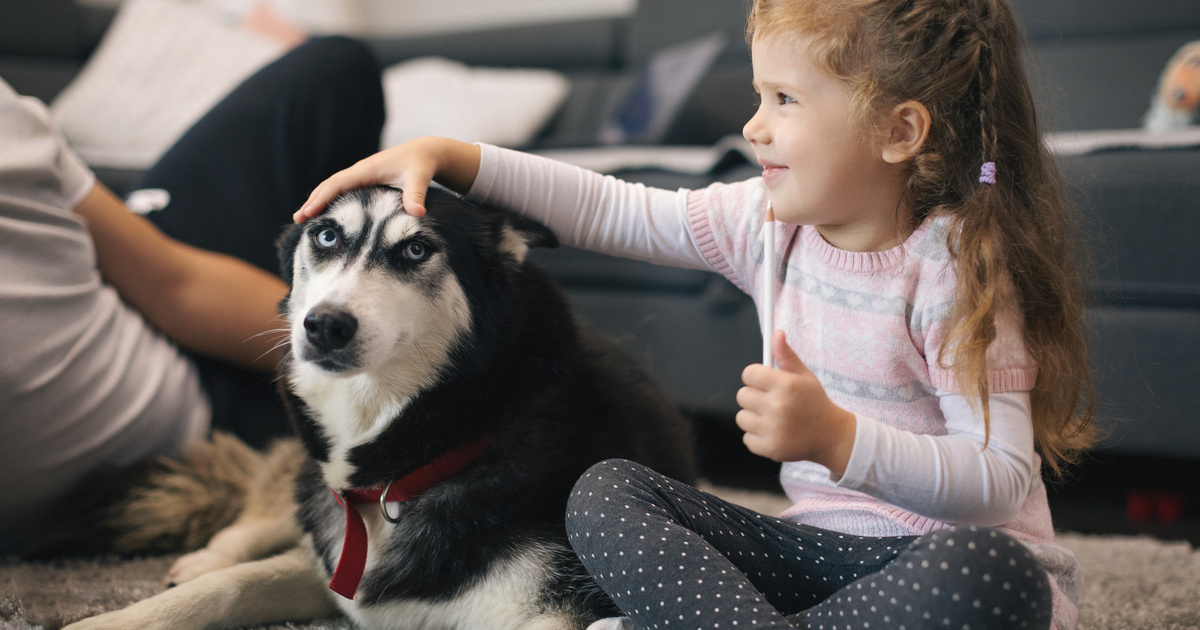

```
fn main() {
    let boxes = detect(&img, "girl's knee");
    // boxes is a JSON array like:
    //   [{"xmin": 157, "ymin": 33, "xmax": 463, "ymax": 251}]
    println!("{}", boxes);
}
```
[
  {"xmin": 568, "ymin": 460, "xmax": 639, "ymax": 511},
  {"xmin": 906, "ymin": 526, "xmax": 1053, "ymax": 627},
  {"xmin": 566, "ymin": 459, "xmax": 664, "ymax": 535},
  {"xmin": 567, "ymin": 459, "xmax": 634, "ymax": 557},
  {"xmin": 917, "ymin": 526, "xmax": 1046, "ymax": 579}
]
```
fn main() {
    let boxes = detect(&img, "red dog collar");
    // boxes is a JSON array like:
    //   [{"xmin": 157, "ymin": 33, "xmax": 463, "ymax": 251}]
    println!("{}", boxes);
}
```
[{"xmin": 327, "ymin": 434, "xmax": 493, "ymax": 599}]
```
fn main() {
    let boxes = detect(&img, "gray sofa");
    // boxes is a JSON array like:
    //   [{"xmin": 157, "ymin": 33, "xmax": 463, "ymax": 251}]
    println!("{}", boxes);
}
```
[
  {"xmin": 1016, "ymin": 1, "xmax": 1200, "ymax": 465},
  {"xmin": 360, "ymin": 0, "xmax": 1200, "ymax": 467},
  {"xmin": 3, "ymin": 1, "xmax": 1199, "ymax": 491}
]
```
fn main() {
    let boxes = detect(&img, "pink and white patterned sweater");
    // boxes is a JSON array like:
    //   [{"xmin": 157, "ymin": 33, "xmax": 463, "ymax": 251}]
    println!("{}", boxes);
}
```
[{"xmin": 468, "ymin": 144, "xmax": 1083, "ymax": 629}]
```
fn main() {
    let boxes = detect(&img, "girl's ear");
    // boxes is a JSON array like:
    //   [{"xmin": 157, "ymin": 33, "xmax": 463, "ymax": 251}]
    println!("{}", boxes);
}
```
[{"xmin": 882, "ymin": 100, "xmax": 931, "ymax": 164}]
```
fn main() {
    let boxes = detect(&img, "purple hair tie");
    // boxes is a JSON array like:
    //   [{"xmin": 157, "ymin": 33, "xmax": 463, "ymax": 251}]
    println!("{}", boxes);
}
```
[{"xmin": 979, "ymin": 161, "xmax": 997, "ymax": 185}]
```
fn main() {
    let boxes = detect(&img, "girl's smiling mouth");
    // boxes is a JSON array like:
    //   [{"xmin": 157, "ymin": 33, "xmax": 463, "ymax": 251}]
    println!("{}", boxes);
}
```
[{"xmin": 760, "ymin": 161, "xmax": 788, "ymax": 183}]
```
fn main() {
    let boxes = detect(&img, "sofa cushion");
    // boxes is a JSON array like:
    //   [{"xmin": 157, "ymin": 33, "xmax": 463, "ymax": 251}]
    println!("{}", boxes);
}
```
[
  {"xmin": 48, "ymin": 0, "xmax": 286, "ymax": 170},
  {"xmin": 1009, "ymin": 0, "xmax": 1200, "ymax": 42},
  {"xmin": 1028, "ymin": 32, "xmax": 1200, "ymax": 131},
  {"xmin": 1059, "ymin": 149, "xmax": 1200, "ymax": 307},
  {"xmin": 0, "ymin": 0, "xmax": 85, "ymax": 59},
  {"xmin": 363, "ymin": 18, "xmax": 623, "ymax": 71},
  {"xmin": 622, "ymin": 0, "xmax": 754, "ymax": 146},
  {"xmin": 379, "ymin": 57, "xmax": 570, "ymax": 149},
  {"xmin": 1088, "ymin": 306, "xmax": 1200, "ymax": 458},
  {"xmin": 661, "ymin": 65, "xmax": 755, "ymax": 146},
  {"xmin": 0, "ymin": 2, "xmax": 116, "ymax": 104},
  {"xmin": 0, "ymin": 59, "xmax": 83, "ymax": 107},
  {"xmin": 624, "ymin": 0, "xmax": 750, "ymax": 69}
]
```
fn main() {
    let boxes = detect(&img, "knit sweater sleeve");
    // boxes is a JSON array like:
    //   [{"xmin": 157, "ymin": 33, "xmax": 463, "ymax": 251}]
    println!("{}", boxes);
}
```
[{"xmin": 682, "ymin": 178, "xmax": 772, "ymax": 294}]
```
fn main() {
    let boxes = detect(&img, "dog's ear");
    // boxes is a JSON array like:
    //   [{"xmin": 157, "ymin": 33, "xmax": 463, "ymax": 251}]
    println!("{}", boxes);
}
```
[
  {"xmin": 276, "ymin": 223, "xmax": 304, "ymax": 285},
  {"xmin": 504, "ymin": 212, "xmax": 558, "ymax": 250}
]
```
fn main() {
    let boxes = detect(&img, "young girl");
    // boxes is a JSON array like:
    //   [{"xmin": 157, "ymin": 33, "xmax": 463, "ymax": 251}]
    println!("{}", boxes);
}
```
[{"xmin": 297, "ymin": 1, "xmax": 1095, "ymax": 628}]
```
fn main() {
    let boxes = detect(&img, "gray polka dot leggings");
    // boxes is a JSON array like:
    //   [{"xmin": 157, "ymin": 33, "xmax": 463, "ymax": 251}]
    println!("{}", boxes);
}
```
[{"xmin": 566, "ymin": 459, "xmax": 1053, "ymax": 630}]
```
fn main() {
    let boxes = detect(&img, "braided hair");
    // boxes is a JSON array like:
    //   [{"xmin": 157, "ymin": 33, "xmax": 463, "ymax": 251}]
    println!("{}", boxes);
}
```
[{"xmin": 747, "ymin": 0, "xmax": 1096, "ymax": 476}]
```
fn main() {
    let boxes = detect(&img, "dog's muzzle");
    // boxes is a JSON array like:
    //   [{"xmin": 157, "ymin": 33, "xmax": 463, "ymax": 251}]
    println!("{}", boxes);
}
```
[{"xmin": 303, "ymin": 306, "xmax": 359, "ymax": 363}]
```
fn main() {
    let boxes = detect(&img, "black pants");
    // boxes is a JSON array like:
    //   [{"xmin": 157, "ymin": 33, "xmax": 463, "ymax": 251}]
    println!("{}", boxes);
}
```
[
  {"xmin": 133, "ymin": 36, "xmax": 385, "ymax": 448},
  {"xmin": 567, "ymin": 459, "xmax": 1053, "ymax": 630}
]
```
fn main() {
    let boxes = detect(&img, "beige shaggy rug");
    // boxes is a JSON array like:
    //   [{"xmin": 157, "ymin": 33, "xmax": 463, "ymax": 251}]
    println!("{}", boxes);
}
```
[{"xmin": 3, "ymin": 487, "xmax": 1198, "ymax": 630}]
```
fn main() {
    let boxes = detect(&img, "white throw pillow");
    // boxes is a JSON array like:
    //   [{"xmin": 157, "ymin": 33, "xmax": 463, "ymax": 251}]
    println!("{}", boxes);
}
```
[
  {"xmin": 50, "ymin": 0, "xmax": 286, "ymax": 169},
  {"xmin": 380, "ymin": 57, "xmax": 570, "ymax": 150}
]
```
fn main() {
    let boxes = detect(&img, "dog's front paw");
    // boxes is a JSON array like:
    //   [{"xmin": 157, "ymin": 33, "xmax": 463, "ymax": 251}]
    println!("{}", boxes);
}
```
[
  {"xmin": 62, "ymin": 612, "xmax": 122, "ymax": 630},
  {"xmin": 63, "ymin": 608, "xmax": 160, "ymax": 630},
  {"xmin": 62, "ymin": 580, "xmax": 210, "ymax": 630},
  {"xmin": 168, "ymin": 548, "xmax": 238, "ymax": 586}
]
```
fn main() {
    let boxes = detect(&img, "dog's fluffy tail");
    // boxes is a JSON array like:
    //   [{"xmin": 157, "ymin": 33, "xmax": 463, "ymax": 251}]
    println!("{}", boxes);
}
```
[{"xmin": 105, "ymin": 431, "xmax": 263, "ymax": 554}]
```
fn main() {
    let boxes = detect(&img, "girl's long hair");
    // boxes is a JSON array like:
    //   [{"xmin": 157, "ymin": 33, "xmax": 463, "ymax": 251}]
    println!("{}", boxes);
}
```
[{"xmin": 748, "ymin": 0, "xmax": 1096, "ymax": 477}]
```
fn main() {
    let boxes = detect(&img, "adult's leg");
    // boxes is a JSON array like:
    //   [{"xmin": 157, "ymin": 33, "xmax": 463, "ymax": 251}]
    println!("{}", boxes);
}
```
[
  {"xmin": 131, "ymin": 36, "xmax": 385, "ymax": 447},
  {"xmin": 135, "ymin": 35, "xmax": 384, "ymax": 274}
]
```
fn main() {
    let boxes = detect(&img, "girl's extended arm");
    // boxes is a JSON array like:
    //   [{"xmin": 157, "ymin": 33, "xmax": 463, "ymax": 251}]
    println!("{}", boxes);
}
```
[
  {"xmin": 299, "ymin": 139, "xmax": 710, "ymax": 270},
  {"xmin": 467, "ymin": 144, "xmax": 709, "ymax": 269},
  {"xmin": 76, "ymin": 183, "xmax": 289, "ymax": 372}
]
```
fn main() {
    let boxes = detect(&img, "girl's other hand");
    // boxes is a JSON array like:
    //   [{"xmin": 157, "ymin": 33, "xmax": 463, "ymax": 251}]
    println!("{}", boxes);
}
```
[
  {"xmin": 736, "ymin": 330, "xmax": 857, "ymax": 478},
  {"xmin": 293, "ymin": 137, "xmax": 481, "ymax": 223}
]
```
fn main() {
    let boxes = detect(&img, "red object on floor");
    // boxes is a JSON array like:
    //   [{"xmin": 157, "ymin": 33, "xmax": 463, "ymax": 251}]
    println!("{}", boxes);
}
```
[{"xmin": 1126, "ymin": 489, "xmax": 1186, "ymax": 523}]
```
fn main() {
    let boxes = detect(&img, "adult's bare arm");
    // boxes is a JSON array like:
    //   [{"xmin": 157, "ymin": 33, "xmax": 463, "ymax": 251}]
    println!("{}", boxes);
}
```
[{"xmin": 75, "ymin": 182, "xmax": 289, "ymax": 372}]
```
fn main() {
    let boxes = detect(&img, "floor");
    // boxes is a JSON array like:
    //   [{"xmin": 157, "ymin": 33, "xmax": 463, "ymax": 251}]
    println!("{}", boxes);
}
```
[{"xmin": 690, "ymin": 413, "xmax": 1200, "ymax": 546}]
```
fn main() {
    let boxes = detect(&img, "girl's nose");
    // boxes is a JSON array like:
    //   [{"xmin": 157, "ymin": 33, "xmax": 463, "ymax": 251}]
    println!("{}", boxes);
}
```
[{"xmin": 743, "ymin": 107, "xmax": 769, "ymax": 145}]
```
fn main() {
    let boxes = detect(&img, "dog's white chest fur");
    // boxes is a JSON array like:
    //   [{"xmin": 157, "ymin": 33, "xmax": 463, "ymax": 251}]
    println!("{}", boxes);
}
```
[
  {"xmin": 334, "ymin": 531, "xmax": 572, "ymax": 630},
  {"xmin": 293, "ymin": 369, "xmax": 411, "ymax": 488}
]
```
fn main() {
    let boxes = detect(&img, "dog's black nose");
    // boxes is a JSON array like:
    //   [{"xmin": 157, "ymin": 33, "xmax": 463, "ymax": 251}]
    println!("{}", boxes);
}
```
[{"xmin": 304, "ymin": 308, "xmax": 358, "ymax": 351}]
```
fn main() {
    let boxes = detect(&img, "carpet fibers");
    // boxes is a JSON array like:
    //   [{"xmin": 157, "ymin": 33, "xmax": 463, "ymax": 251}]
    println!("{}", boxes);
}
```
[{"xmin": 3, "ymin": 488, "xmax": 1197, "ymax": 630}]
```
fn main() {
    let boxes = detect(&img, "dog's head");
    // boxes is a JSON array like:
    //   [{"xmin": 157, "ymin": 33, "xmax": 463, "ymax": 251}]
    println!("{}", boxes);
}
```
[{"xmin": 276, "ymin": 186, "xmax": 556, "ymax": 460}]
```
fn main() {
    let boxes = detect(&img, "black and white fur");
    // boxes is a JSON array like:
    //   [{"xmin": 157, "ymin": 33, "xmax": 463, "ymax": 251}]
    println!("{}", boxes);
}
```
[
  {"xmin": 66, "ymin": 186, "xmax": 695, "ymax": 630},
  {"xmin": 282, "ymin": 185, "xmax": 696, "ymax": 628}
]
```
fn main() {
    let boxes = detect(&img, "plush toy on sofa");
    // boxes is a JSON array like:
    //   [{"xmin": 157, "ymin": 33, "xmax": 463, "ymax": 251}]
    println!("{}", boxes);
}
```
[{"xmin": 1143, "ymin": 40, "xmax": 1200, "ymax": 132}]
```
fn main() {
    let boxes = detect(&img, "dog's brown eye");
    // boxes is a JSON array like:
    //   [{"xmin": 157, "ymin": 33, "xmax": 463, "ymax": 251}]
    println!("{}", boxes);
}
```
[
  {"xmin": 402, "ymin": 242, "xmax": 428, "ymax": 261},
  {"xmin": 315, "ymin": 227, "xmax": 339, "ymax": 249}
]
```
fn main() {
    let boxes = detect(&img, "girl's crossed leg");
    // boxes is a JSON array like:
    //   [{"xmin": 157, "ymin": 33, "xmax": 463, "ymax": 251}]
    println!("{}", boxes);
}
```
[{"xmin": 566, "ymin": 459, "xmax": 1052, "ymax": 630}]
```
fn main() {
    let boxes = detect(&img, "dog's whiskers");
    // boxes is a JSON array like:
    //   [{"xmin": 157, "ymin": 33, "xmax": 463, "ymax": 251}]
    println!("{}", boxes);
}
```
[
  {"xmin": 254, "ymin": 335, "xmax": 293, "ymax": 366},
  {"xmin": 245, "ymin": 324, "xmax": 291, "ymax": 342}
]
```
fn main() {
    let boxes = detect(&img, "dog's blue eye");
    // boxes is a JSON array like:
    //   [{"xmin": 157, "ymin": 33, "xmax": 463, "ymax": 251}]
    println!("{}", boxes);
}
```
[
  {"xmin": 400, "ymin": 241, "xmax": 429, "ymax": 260},
  {"xmin": 402, "ymin": 242, "xmax": 428, "ymax": 261},
  {"xmin": 315, "ymin": 227, "xmax": 339, "ymax": 249}
]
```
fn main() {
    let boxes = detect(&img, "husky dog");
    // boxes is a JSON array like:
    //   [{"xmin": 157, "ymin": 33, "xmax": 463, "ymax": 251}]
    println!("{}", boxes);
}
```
[{"xmin": 66, "ymin": 186, "xmax": 695, "ymax": 630}]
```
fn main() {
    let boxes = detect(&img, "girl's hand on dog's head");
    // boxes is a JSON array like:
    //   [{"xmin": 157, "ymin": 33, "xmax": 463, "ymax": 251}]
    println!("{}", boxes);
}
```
[
  {"xmin": 294, "ymin": 137, "xmax": 481, "ymax": 223},
  {"xmin": 294, "ymin": 145, "xmax": 434, "ymax": 222}
]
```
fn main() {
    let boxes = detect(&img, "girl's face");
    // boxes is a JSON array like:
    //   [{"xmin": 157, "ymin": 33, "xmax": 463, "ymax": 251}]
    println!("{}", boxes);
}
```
[{"xmin": 744, "ymin": 34, "xmax": 906, "ymax": 252}]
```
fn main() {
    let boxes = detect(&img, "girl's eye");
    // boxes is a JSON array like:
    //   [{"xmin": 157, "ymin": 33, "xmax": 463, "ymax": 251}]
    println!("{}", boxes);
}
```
[
  {"xmin": 402, "ymin": 241, "xmax": 428, "ymax": 261},
  {"xmin": 777, "ymin": 93, "xmax": 796, "ymax": 105},
  {"xmin": 315, "ymin": 227, "xmax": 339, "ymax": 248}
]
